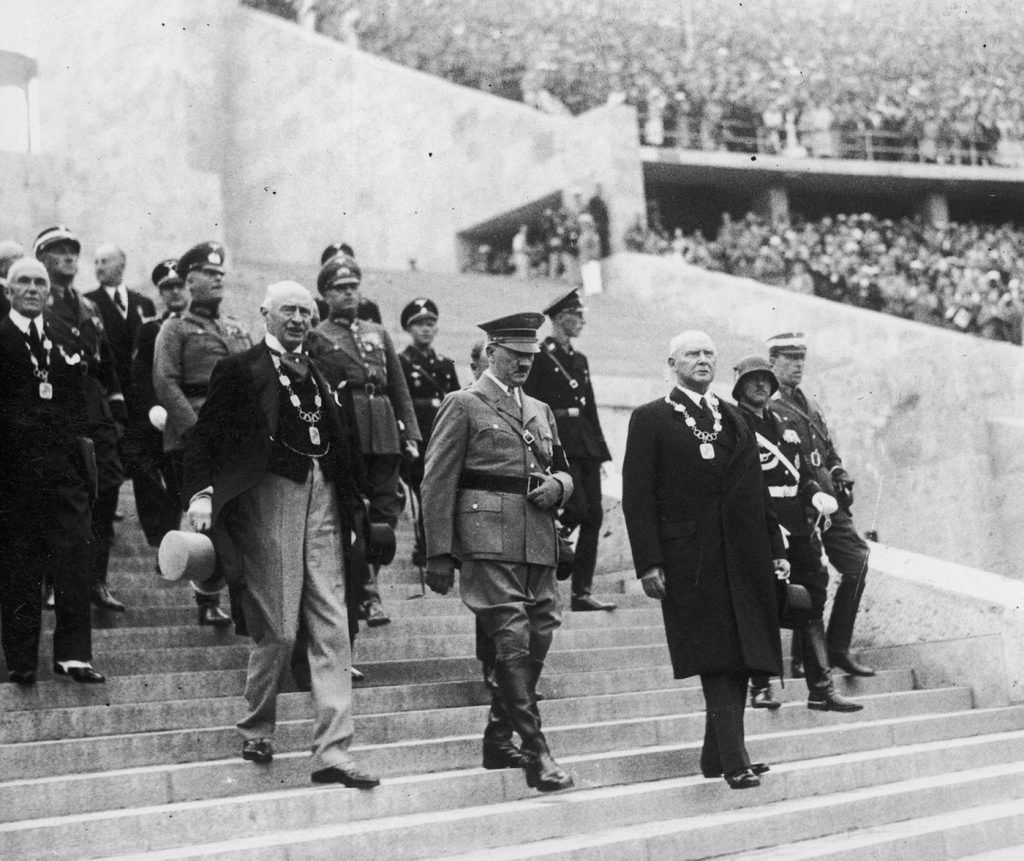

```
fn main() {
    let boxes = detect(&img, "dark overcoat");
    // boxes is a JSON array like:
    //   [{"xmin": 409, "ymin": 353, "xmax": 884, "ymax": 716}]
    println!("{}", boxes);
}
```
[{"xmin": 621, "ymin": 390, "xmax": 784, "ymax": 680}]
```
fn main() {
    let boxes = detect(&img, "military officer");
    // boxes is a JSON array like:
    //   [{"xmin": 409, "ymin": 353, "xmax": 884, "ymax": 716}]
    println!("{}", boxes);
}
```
[
  {"xmin": 524, "ymin": 288, "xmax": 614, "ymax": 611},
  {"xmin": 35, "ymin": 225, "xmax": 127, "ymax": 614},
  {"xmin": 422, "ymin": 312, "xmax": 575, "ymax": 793},
  {"xmin": 317, "ymin": 242, "xmax": 381, "ymax": 324},
  {"xmin": 308, "ymin": 254, "xmax": 420, "ymax": 626},
  {"xmin": 153, "ymin": 241, "xmax": 253, "ymax": 626},
  {"xmin": 767, "ymin": 332, "xmax": 874, "ymax": 678},
  {"xmin": 398, "ymin": 297, "xmax": 460, "ymax": 567}
]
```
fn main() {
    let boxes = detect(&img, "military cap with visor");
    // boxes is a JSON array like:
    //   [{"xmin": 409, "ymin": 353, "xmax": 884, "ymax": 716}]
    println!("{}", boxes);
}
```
[
  {"xmin": 151, "ymin": 258, "xmax": 182, "ymax": 289},
  {"xmin": 33, "ymin": 225, "xmax": 81, "ymax": 257},
  {"xmin": 478, "ymin": 311, "xmax": 545, "ymax": 354},
  {"xmin": 320, "ymin": 241, "xmax": 356, "ymax": 265},
  {"xmin": 401, "ymin": 297, "xmax": 439, "ymax": 330},
  {"xmin": 766, "ymin": 331, "xmax": 807, "ymax": 356},
  {"xmin": 317, "ymin": 254, "xmax": 362, "ymax": 295},
  {"xmin": 176, "ymin": 242, "xmax": 226, "ymax": 279},
  {"xmin": 543, "ymin": 287, "xmax": 585, "ymax": 318}
]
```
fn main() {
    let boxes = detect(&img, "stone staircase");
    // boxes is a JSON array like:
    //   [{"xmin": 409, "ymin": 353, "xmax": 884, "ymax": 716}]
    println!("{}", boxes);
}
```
[{"xmin": 3, "ymin": 498, "xmax": 1024, "ymax": 859}]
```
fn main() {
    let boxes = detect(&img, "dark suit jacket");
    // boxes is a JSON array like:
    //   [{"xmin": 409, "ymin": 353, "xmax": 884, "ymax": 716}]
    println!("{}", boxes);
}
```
[
  {"xmin": 621, "ymin": 390, "xmax": 783, "ymax": 679},
  {"xmin": 85, "ymin": 286, "xmax": 157, "ymax": 380}
]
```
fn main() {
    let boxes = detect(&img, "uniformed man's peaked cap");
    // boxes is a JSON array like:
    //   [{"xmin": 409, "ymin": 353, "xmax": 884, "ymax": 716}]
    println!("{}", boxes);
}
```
[
  {"xmin": 317, "ymin": 254, "xmax": 362, "ymax": 295},
  {"xmin": 732, "ymin": 354, "xmax": 778, "ymax": 401},
  {"xmin": 766, "ymin": 331, "xmax": 807, "ymax": 356},
  {"xmin": 176, "ymin": 242, "xmax": 226, "ymax": 278},
  {"xmin": 543, "ymin": 287, "xmax": 584, "ymax": 318},
  {"xmin": 400, "ymin": 297, "xmax": 439, "ymax": 330},
  {"xmin": 151, "ymin": 258, "xmax": 182, "ymax": 289},
  {"xmin": 320, "ymin": 241, "xmax": 356, "ymax": 265},
  {"xmin": 33, "ymin": 225, "xmax": 81, "ymax": 257},
  {"xmin": 478, "ymin": 312, "xmax": 544, "ymax": 354}
]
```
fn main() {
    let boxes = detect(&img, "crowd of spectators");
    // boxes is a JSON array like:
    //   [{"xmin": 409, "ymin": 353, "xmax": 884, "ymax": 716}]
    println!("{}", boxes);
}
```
[
  {"xmin": 248, "ymin": 0, "xmax": 1024, "ymax": 167},
  {"xmin": 629, "ymin": 208, "xmax": 1024, "ymax": 345}
]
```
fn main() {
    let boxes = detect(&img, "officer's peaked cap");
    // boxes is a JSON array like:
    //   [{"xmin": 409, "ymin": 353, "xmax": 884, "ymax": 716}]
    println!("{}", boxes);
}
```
[
  {"xmin": 177, "ymin": 242, "xmax": 226, "ymax": 278},
  {"xmin": 34, "ymin": 225, "xmax": 81, "ymax": 257},
  {"xmin": 317, "ymin": 254, "xmax": 362, "ymax": 295},
  {"xmin": 478, "ymin": 312, "xmax": 544, "ymax": 354},
  {"xmin": 766, "ymin": 331, "xmax": 807, "ymax": 356},
  {"xmin": 320, "ymin": 241, "xmax": 356, "ymax": 265},
  {"xmin": 401, "ymin": 297, "xmax": 439, "ymax": 330},
  {"xmin": 543, "ymin": 287, "xmax": 585, "ymax": 318},
  {"xmin": 151, "ymin": 259, "xmax": 182, "ymax": 289}
]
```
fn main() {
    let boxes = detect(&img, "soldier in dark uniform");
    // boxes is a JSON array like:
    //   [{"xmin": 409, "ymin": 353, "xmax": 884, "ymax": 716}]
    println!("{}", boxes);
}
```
[
  {"xmin": 524, "ymin": 288, "xmax": 615, "ymax": 612},
  {"xmin": 125, "ymin": 260, "xmax": 189, "ymax": 551},
  {"xmin": 398, "ymin": 297, "xmax": 460, "ymax": 567},
  {"xmin": 0, "ymin": 258, "xmax": 106, "ymax": 684},
  {"xmin": 767, "ymin": 332, "xmax": 874, "ymax": 678},
  {"xmin": 308, "ymin": 254, "xmax": 420, "ymax": 626},
  {"xmin": 153, "ymin": 241, "xmax": 253, "ymax": 626},
  {"xmin": 733, "ymin": 356, "xmax": 863, "ymax": 713},
  {"xmin": 316, "ymin": 243, "xmax": 381, "ymax": 324},
  {"xmin": 35, "ymin": 225, "xmax": 128, "ymax": 614}
]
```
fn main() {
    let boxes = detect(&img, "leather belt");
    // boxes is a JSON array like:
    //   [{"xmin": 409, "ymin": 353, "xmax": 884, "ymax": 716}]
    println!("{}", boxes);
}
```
[
  {"xmin": 412, "ymin": 397, "xmax": 443, "ymax": 408},
  {"xmin": 769, "ymin": 485, "xmax": 798, "ymax": 498},
  {"xmin": 459, "ymin": 470, "xmax": 544, "ymax": 495},
  {"xmin": 181, "ymin": 384, "xmax": 209, "ymax": 398},
  {"xmin": 553, "ymin": 407, "xmax": 581, "ymax": 418}
]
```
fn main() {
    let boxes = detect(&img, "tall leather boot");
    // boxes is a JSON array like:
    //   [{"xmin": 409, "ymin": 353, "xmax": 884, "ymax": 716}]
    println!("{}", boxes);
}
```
[
  {"xmin": 493, "ymin": 656, "xmax": 573, "ymax": 792},
  {"xmin": 790, "ymin": 628, "xmax": 804, "ymax": 678},
  {"xmin": 481, "ymin": 662, "xmax": 530, "ymax": 769},
  {"xmin": 803, "ymin": 619, "xmax": 863, "ymax": 712},
  {"xmin": 827, "ymin": 566, "xmax": 874, "ymax": 676},
  {"xmin": 361, "ymin": 564, "xmax": 390, "ymax": 627}
]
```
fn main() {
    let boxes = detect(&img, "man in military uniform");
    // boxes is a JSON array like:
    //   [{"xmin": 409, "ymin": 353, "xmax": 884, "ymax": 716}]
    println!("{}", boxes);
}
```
[
  {"xmin": 126, "ymin": 260, "xmax": 189, "ymax": 551},
  {"xmin": 398, "ymin": 297, "xmax": 460, "ymax": 567},
  {"xmin": 153, "ymin": 241, "xmax": 253, "ymax": 625},
  {"xmin": 35, "ymin": 225, "xmax": 128, "ymax": 614},
  {"xmin": 422, "ymin": 313, "xmax": 575, "ymax": 793},
  {"xmin": 308, "ymin": 254, "xmax": 420, "ymax": 626},
  {"xmin": 524, "ymin": 288, "xmax": 614, "ymax": 611},
  {"xmin": 767, "ymin": 332, "xmax": 874, "ymax": 678},
  {"xmin": 733, "ymin": 356, "xmax": 863, "ymax": 713},
  {"xmin": 316, "ymin": 243, "xmax": 381, "ymax": 324}
]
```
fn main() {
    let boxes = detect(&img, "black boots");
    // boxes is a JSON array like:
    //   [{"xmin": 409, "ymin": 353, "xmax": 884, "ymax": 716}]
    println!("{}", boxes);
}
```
[
  {"xmin": 790, "ymin": 628, "xmax": 804, "ymax": 678},
  {"xmin": 493, "ymin": 656, "xmax": 573, "ymax": 791},
  {"xmin": 827, "ymin": 564, "xmax": 874, "ymax": 676},
  {"xmin": 803, "ymin": 619, "xmax": 863, "ymax": 712},
  {"xmin": 481, "ymin": 664, "xmax": 530, "ymax": 770}
]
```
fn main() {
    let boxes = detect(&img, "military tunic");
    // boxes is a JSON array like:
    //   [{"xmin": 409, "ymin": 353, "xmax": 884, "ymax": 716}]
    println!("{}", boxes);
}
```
[{"xmin": 152, "ymin": 307, "xmax": 253, "ymax": 454}]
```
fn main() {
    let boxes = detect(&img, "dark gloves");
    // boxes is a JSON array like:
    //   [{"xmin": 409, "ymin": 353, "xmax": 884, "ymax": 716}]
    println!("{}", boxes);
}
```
[{"xmin": 831, "ymin": 467, "xmax": 854, "ymax": 509}]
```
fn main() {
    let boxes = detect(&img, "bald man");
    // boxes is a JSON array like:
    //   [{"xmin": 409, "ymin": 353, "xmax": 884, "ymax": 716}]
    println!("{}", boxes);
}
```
[
  {"xmin": 182, "ymin": 281, "xmax": 378, "ymax": 788},
  {"xmin": 85, "ymin": 245, "xmax": 156, "ymax": 377}
]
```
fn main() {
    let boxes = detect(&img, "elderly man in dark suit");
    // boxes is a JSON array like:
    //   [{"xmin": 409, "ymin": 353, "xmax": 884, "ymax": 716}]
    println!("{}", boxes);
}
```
[
  {"xmin": 621, "ymin": 330, "xmax": 787, "ymax": 790},
  {"xmin": 422, "ymin": 312, "xmax": 575, "ymax": 793},
  {"xmin": 182, "ymin": 280, "xmax": 377, "ymax": 788},
  {"xmin": 0, "ymin": 258, "xmax": 105, "ymax": 685}
]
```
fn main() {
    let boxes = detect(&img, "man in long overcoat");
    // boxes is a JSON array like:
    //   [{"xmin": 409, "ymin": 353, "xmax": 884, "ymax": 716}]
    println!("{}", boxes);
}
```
[{"xmin": 621, "ymin": 330, "xmax": 787, "ymax": 789}]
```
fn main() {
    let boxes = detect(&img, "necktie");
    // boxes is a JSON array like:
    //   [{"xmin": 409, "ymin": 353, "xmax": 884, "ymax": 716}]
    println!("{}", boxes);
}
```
[
  {"xmin": 698, "ymin": 396, "xmax": 714, "ymax": 424},
  {"xmin": 26, "ymin": 321, "xmax": 46, "ymax": 367},
  {"xmin": 279, "ymin": 352, "xmax": 311, "ymax": 382},
  {"xmin": 114, "ymin": 290, "xmax": 127, "ymax": 317}
]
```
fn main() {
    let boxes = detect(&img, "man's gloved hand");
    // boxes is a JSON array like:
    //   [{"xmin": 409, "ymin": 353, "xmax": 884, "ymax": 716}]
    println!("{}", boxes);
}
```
[
  {"xmin": 640, "ymin": 566, "xmax": 666, "ymax": 600},
  {"xmin": 811, "ymin": 492, "xmax": 839, "ymax": 516},
  {"xmin": 773, "ymin": 558, "xmax": 791, "ymax": 581},
  {"xmin": 831, "ymin": 468, "xmax": 855, "ymax": 508},
  {"xmin": 402, "ymin": 439, "xmax": 419, "ymax": 466},
  {"xmin": 425, "ymin": 555, "xmax": 456, "ymax": 595},
  {"xmin": 526, "ymin": 475, "xmax": 563, "ymax": 510},
  {"xmin": 187, "ymin": 495, "xmax": 212, "ymax": 533}
]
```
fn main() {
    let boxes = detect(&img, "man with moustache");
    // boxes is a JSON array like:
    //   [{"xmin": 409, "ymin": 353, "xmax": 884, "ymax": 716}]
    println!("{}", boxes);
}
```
[
  {"xmin": 0, "ymin": 258, "xmax": 106, "ymax": 684},
  {"xmin": 183, "ymin": 281, "xmax": 378, "ymax": 788},
  {"xmin": 422, "ymin": 313, "xmax": 575, "ymax": 792},
  {"xmin": 621, "ymin": 331, "xmax": 786, "ymax": 790},
  {"xmin": 153, "ymin": 241, "xmax": 253, "ymax": 626},
  {"xmin": 308, "ymin": 254, "xmax": 420, "ymax": 626},
  {"xmin": 35, "ymin": 225, "xmax": 127, "ymax": 614},
  {"xmin": 767, "ymin": 332, "xmax": 874, "ymax": 678}
]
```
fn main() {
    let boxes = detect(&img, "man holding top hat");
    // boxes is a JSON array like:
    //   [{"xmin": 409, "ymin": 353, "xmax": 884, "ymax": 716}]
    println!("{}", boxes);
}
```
[
  {"xmin": 0, "ymin": 258, "xmax": 106, "ymax": 684},
  {"xmin": 153, "ymin": 241, "xmax": 253, "ymax": 626},
  {"xmin": 421, "ymin": 312, "xmax": 575, "ymax": 792},
  {"xmin": 767, "ymin": 332, "xmax": 874, "ymax": 679},
  {"xmin": 398, "ymin": 297, "xmax": 460, "ymax": 567},
  {"xmin": 181, "ymin": 280, "xmax": 378, "ymax": 788},
  {"xmin": 524, "ymin": 287, "xmax": 614, "ymax": 611}
]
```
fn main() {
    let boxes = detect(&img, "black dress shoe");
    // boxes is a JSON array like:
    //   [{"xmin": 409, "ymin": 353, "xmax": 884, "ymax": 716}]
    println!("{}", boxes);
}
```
[
  {"xmin": 364, "ymin": 601, "xmax": 391, "ymax": 627},
  {"xmin": 8, "ymin": 671, "xmax": 36, "ymax": 686},
  {"xmin": 703, "ymin": 762, "xmax": 769, "ymax": 778},
  {"xmin": 311, "ymin": 764, "xmax": 380, "ymax": 788},
  {"xmin": 197, "ymin": 603, "xmax": 232, "ymax": 626},
  {"xmin": 570, "ymin": 593, "xmax": 616, "ymax": 612},
  {"xmin": 829, "ymin": 651, "xmax": 876, "ymax": 677},
  {"xmin": 808, "ymin": 689, "xmax": 864, "ymax": 712},
  {"xmin": 53, "ymin": 663, "xmax": 106, "ymax": 683},
  {"xmin": 241, "ymin": 738, "xmax": 274, "ymax": 763},
  {"xmin": 724, "ymin": 767, "xmax": 762, "ymax": 789},
  {"xmin": 91, "ymin": 584, "xmax": 127, "ymax": 612},
  {"xmin": 750, "ymin": 686, "xmax": 782, "ymax": 710}
]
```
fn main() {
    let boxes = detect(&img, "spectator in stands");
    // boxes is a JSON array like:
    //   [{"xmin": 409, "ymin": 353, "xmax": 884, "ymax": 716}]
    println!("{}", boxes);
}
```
[
  {"xmin": 0, "ymin": 257, "xmax": 106, "ymax": 685},
  {"xmin": 512, "ymin": 224, "xmax": 530, "ymax": 278},
  {"xmin": 586, "ymin": 184, "xmax": 611, "ymax": 258},
  {"xmin": 182, "ymin": 280, "xmax": 379, "ymax": 788},
  {"xmin": 622, "ymin": 330, "xmax": 785, "ymax": 790},
  {"xmin": 153, "ymin": 241, "xmax": 253, "ymax": 626},
  {"xmin": 36, "ymin": 226, "xmax": 128, "ymax": 615}
]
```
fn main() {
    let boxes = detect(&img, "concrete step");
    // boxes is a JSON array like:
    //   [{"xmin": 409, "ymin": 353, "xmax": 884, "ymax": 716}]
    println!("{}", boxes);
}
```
[
  {"xmin": 12, "ymin": 724, "xmax": 1024, "ymax": 860},
  {"xmin": 1, "ymin": 667, "xmax": 914, "ymax": 745},
  {"xmin": 0, "ymin": 674, "xmax": 929, "ymax": 782},
  {"xmin": 725, "ymin": 797, "xmax": 1024, "ymax": 860}
]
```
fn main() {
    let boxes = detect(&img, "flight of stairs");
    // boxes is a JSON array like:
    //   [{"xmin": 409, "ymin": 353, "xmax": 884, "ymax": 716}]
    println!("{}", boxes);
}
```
[{"xmin": 3, "ymin": 495, "xmax": 1024, "ymax": 859}]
